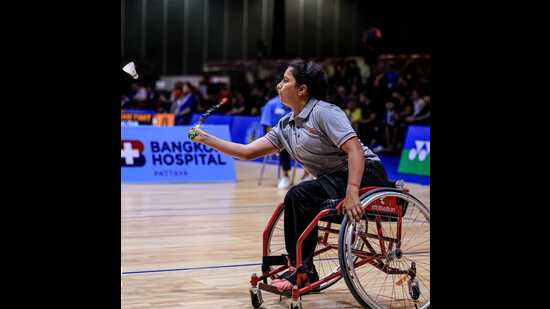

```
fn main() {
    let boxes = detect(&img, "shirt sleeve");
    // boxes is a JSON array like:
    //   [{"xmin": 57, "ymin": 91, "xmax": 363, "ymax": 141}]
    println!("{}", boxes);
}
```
[{"xmin": 316, "ymin": 105, "xmax": 357, "ymax": 148}]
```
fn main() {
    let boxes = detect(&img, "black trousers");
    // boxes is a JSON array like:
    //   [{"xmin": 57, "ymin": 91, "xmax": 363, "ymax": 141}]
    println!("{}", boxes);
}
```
[
  {"xmin": 283, "ymin": 160, "xmax": 390, "ymax": 269},
  {"xmin": 279, "ymin": 149, "xmax": 291, "ymax": 172}
]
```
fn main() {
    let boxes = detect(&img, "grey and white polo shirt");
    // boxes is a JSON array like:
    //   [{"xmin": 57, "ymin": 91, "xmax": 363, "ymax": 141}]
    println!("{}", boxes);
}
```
[{"xmin": 264, "ymin": 98, "xmax": 380, "ymax": 177}]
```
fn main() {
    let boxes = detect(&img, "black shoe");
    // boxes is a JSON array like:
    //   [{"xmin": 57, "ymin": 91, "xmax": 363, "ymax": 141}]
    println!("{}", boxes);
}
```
[
  {"xmin": 307, "ymin": 266, "xmax": 319, "ymax": 284},
  {"xmin": 276, "ymin": 261, "xmax": 319, "ymax": 286}
]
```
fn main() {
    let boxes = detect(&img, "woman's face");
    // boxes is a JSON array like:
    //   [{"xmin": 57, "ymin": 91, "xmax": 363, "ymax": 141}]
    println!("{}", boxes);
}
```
[{"xmin": 276, "ymin": 67, "xmax": 304, "ymax": 107}]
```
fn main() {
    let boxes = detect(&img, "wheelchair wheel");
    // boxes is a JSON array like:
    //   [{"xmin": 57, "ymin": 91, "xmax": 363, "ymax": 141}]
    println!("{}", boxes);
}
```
[
  {"xmin": 267, "ymin": 208, "xmax": 342, "ymax": 291},
  {"xmin": 338, "ymin": 188, "xmax": 430, "ymax": 308}
]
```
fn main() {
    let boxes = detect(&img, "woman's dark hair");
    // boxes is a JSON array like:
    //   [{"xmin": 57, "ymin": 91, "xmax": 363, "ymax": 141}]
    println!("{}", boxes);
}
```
[{"xmin": 288, "ymin": 60, "xmax": 328, "ymax": 100}]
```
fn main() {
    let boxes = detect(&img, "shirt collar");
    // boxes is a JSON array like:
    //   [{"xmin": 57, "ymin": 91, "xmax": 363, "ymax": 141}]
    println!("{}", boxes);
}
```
[{"xmin": 290, "ymin": 98, "xmax": 318, "ymax": 124}]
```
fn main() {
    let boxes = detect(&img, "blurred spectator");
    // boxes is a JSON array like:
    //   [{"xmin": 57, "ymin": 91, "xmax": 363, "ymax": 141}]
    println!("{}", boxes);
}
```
[
  {"xmin": 394, "ymin": 92, "xmax": 413, "ymax": 153},
  {"xmin": 344, "ymin": 98, "xmax": 362, "ymax": 133},
  {"xmin": 217, "ymin": 83, "xmax": 232, "ymax": 102},
  {"xmin": 127, "ymin": 83, "xmax": 139, "ymax": 100},
  {"xmin": 355, "ymin": 56, "xmax": 371, "ymax": 83},
  {"xmin": 382, "ymin": 101, "xmax": 399, "ymax": 153},
  {"xmin": 226, "ymin": 91, "xmax": 246, "ymax": 115},
  {"xmin": 215, "ymin": 83, "xmax": 233, "ymax": 114},
  {"xmin": 120, "ymin": 94, "xmax": 130, "ymax": 108},
  {"xmin": 350, "ymin": 81, "xmax": 361, "ymax": 97},
  {"xmin": 332, "ymin": 85, "xmax": 348, "ymax": 110},
  {"xmin": 407, "ymin": 90, "xmax": 426, "ymax": 119},
  {"xmin": 199, "ymin": 75, "xmax": 220, "ymax": 113},
  {"xmin": 383, "ymin": 67, "xmax": 400, "ymax": 91},
  {"xmin": 330, "ymin": 60, "xmax": 347, "ymax": 87},
  {"xmin": 247, "ymin": 85, "xmax": 266, "ymax": 116},
  {"xmin": 171, "ymin": 81, "xmax": 198, "ymax": 125},
  {"xmin": 406, "ymin": 92, "xmax": 430, "ymax": 125},
  {"xmin": 156, "ymin": 92, "xmax": 171, "ymax": 113},
  {"xmin": 345, "ymin": 58, "xmax": 362, "ymax": 88},
  {"xmin": 131, "ymin": 53, "xmax": 430, "ymax": 159},
  {"xmin": 198, "ymin": 74, "xmax": 213, "ymax": 102},
  {"xmin": 357, "ymin": 93, "xmax": 379, "ymax": 147},
  {"xmin": 133, "ymin": 83, "xmax": 148, "ymax": 102}
]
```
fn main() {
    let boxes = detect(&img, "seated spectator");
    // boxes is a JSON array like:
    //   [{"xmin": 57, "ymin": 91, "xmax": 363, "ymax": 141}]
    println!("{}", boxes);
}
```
[
  {"xmin": 357, "ymin": 93, "xmax": 379, "ymax": 147},
  {"xmin": 406, "ymin": 93, "xmax": 430, "ymax": 125},
  {"xmin": 155, "ymin": 91, "xmax": 172, "ymax": 113},
  {"xmin": 382, "ymin": 101, "xmax": 399, "ymax": 154},
  {"xmin": 332, "ymin": 85, "xmax": 348, "ymax": 109},
  {"xmin": 344, "ymin": 98, "xmax": 362, "ymax": 133},
  {"xmin": 133, "ymin": 83, "xmax": 148, "ymax": 103}
]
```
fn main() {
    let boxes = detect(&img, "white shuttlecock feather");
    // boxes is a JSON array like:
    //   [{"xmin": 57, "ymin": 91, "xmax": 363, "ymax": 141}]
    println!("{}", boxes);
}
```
[{"xmin": 122, "ymin": 62, "xmax": 139, "ymax": 79}]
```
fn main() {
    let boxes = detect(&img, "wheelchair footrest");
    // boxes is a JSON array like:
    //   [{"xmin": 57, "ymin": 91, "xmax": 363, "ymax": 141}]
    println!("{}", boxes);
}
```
[
  {"xmin": 258, "ymin": 282, "xmax": 291, "ymax": 297},
  {"xmin": 262, "ymin": 255, "xmax": 289, "ymax": 272}
]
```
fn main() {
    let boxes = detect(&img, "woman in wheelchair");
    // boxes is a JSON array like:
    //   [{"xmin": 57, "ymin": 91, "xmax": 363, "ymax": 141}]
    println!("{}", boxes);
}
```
[{"xmin": 189, "ymin": 60, "xmax": 390, "ymax": 291}]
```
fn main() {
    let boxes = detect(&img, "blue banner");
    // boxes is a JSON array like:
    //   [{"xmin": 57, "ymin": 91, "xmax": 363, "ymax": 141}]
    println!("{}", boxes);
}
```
[
  {"xmin": 121, "ymin": 125, "xmax": 236, "ymax": 183},
  {"xmin": 231, "ymin": 115, "xmax": 263, "ymax": 144}
]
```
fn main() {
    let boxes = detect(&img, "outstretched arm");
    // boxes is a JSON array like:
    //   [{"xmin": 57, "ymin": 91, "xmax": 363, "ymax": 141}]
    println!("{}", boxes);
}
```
[
  {"xmin": 340, "ymin": 136, "xmax": 365, "ymax": 222},
  {"xmin": 190, "ymin": 127, "xmax": 279, "ymax": 160}
]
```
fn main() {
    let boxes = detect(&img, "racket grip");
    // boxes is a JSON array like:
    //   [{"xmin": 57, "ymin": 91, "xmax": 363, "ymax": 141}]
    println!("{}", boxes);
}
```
[{"xmin": 188, "ymin": 124, "xmax": 201, "ymax": 140}]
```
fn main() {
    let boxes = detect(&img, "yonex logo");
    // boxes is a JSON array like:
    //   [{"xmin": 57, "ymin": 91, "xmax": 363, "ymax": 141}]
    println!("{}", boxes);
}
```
[
  {"xmin": 408, "ymin": 140, "xmax": 430, "ymax": 161},
  {"xmin": 121, "ymin": 140, "xmax": 146, "ymax": 167}
]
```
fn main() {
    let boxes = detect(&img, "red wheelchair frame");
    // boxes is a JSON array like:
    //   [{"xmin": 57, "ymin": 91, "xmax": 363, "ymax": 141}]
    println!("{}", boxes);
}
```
[{"xmin": 249, "ymin": 185, "xmax": 426, "ymax": 308}]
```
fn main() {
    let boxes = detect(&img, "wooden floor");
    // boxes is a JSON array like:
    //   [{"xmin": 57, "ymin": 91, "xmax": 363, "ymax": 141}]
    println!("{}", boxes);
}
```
[{"xmin": 121, "ymin": 161, "xmax": 430, "ymax": 308}]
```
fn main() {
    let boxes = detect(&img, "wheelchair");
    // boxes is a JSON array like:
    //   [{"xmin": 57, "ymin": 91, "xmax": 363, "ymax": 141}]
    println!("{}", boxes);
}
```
[{"xmin": 249, "ymin": 181, "xmax": 430, "ymax": 308}]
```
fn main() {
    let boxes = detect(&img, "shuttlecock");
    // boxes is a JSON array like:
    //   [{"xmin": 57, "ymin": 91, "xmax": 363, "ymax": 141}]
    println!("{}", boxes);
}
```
[{"xmin": 122, "ymin": 61, "xmax": 139, "ymax": 79}]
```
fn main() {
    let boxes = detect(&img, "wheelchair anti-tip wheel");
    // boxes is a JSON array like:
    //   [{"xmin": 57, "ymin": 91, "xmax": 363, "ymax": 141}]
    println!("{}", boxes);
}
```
[
  {"xmin": 338, "ymin": 188, "xmax": 430, "ymax": 309},
  {"xmin": 288, "ymin": 298, "xmax": 303, "ymax": 309},
  {"xmin": 267, "ymin": 207, "xmax": 342, "ymax": 291},
  {"xmin": 249, "ymin": 286, "xmax": 263, "ymax": 308}
]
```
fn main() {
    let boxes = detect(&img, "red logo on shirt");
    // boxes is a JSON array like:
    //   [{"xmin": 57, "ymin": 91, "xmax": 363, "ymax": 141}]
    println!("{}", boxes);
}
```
[{"xmin": 307, "ymin": 127, "xmax": 320, "ymax": 135}]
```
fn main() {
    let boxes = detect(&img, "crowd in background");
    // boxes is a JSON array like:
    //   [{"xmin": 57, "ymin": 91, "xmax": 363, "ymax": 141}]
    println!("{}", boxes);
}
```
[{"xmin": 121, "ymin": 54, "xmax": 430, "ymax": 155}]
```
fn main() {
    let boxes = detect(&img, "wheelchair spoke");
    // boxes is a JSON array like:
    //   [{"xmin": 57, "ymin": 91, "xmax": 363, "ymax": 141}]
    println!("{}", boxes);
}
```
[
  {"xmin": 341, "ymin": 191, "xmax": 429, "ymax": 308},
  {"xmin": 401, "ymin": 206, "xmax": 429, "ymax": 251},
  {"xmin": 396, "ymin": 261, "xmax": 411, "ymax": 304},
  {"xmin": 390, "ymin": 266, "xmax": 397, "ymax": 308},
  {"xmin": 377, "ymin": 267, "xmax": 392, "ymax": 306}
]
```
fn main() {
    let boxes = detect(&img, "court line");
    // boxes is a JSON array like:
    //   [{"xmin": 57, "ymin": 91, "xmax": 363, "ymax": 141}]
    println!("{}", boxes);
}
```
[
  {"xmin": 122, "ymin": 258, "xmax": 341, "ymax": 276},
  {"xmin": 122, "ymin": 262, "xmax": 261, "ymax": 276}
]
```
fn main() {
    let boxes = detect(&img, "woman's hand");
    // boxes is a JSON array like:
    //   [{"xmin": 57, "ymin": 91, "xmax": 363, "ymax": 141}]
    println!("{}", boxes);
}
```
[
  {"xmin": 342, "ymin": 191, "xmax": 364, "ymax": 222},
  {"xmin": 188, "ymin": 126, "xmax": 208, "ymax": 143}
]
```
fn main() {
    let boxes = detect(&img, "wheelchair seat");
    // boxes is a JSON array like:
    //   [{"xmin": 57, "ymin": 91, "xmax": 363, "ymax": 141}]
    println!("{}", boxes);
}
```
[{"xmin": 317, "ymin": 179, "xmax": 404, "ymax": 225}]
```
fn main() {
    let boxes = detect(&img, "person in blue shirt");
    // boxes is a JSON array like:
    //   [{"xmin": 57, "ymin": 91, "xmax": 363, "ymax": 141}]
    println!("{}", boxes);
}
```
[
  {"xmin": 171, "ymin": 81, "xmax": 198, "ymax": 125},
  {"xmin": 260, "ymin": 96, "xmax": 293, "ymax": 189}
]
